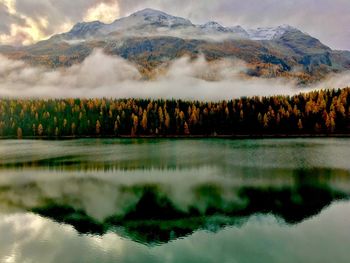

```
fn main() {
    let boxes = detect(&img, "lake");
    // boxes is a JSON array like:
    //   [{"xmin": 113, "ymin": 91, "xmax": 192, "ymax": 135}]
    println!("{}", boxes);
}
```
[{"xmin": 0, "ymin": 138, "xmax": 350, "ymax": 263}]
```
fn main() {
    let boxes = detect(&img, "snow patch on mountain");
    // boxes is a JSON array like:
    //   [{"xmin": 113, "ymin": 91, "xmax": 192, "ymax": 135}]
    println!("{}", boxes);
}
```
[
  {"xmin": 198, "ymin": 22, "xmax": 249, "ymax": 39},
  {"xmin": 200, "ymin": 21, "xmax": 229, "ymax": 32},
  {"xmin": 247, "ymin": 25, "xmax": 297, "ymax": 40},
  {"xmin": 227, "ymin": 26, "xmax": 250, "ymax": 38},
  {"xmin": 105, "ymin": 8, "xmax": 194, "ymax": 33},
  {"xmin": 61, "ymin": 9, "xmax": 297, "ymax": 42}
]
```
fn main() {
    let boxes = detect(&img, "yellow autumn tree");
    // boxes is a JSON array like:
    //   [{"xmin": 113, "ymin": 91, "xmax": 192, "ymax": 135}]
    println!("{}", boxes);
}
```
[
  {"xmin": 297, "ymin": 119, "xmax": 303, "ymax": 130},
  {"xmin": 96, "ymin": 120, "xmax": 101, "ymax": 135},
  {"xmin": 141, "ymin": 110, "xmax": 148, "ymax": 131},
  {"xmin": 38, "ymin": 124, "xmax": 44, "ymax": 136},
  {"xmin": 17, "ymin": 127, "xmax": 23, "ymax": 139},
  {"xmin": 184, "ymin": 122, "xmax": 190, "ymax": 135}
]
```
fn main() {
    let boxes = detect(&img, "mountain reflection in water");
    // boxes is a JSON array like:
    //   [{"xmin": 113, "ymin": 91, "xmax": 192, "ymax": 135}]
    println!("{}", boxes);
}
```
[
  {"xmin": 0, "ymin": 167, "xmax": 349, "ymax": 245},
  {"xmin": 32, "ymin": 175, "xmax": 348, "ymax": 245},
  {"xmin": 1, "ymin": 139, "xmax": 350, "ymax": 262}
]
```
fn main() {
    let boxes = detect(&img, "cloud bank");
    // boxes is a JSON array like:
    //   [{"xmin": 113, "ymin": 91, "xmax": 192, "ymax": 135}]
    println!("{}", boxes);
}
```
[{"xmin": 0, "ymin": 49, "xmax": 350, "ymax": 100}]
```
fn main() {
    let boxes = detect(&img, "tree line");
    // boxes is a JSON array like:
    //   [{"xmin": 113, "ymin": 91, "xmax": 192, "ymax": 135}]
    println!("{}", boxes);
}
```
[{"xmin": 1, "ymin": 88, "xmax": 350, "ymax": 138}]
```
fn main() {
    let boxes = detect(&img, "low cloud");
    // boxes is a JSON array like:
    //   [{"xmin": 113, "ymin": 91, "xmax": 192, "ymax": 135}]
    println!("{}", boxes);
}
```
[{"xmin": 0, "ymin": 49, "xmax": 349, "ymax": 100}]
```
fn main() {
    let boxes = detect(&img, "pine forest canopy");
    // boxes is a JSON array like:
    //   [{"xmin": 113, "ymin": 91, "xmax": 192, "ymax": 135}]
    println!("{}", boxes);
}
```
[{"xmin": 1, "ymin": 88, "xmax": 350, "ymax": 138}]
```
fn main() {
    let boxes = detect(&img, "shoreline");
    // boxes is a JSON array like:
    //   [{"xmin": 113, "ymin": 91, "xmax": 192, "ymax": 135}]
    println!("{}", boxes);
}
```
[{"xmin": 1, "ymin": 134, "xmax": 350, "ymax": 140}]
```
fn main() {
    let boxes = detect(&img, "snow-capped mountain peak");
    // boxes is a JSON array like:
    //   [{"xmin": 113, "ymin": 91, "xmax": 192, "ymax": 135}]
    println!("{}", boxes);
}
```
[
  {"xmin": 248, "ymin": 25, "xmax": 297, "ymax": 40},
  {"xmin": 199, "ymin": 22, "xmax": 249, "ymax": 38},
  {"xmin": 131, "ymin": 8, "xmax": 173, "ymax": 18},
  {"xmin": 118, "ymin": 8, "xmax": 193, "ymax": 28},
  {"xmin": 201, "ymin": 21, "xmax": 224, "ymax": 28},
  {"xmin": 227, "ymin": 25, "xmax": 249, "ymax": 38},
  {"xmin": 200, "ymin": 21, "xmax": 229, "ymax": 33},
  {"xmin": 61, "ymin": 9, "xmax": 300, "ymax": 42}
]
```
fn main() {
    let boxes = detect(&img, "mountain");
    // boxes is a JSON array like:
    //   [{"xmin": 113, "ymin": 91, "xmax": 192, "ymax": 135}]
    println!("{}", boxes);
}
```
[
  {"xmin": 248, "ymin": 25, "xmax": 297, "ymax": 40},
  {"xmin": 54, "ymin": 8, "xmax": 249, "ymax": 41},
  {"xmin": 228, "ymin": 26, "xmax": 250, "ymax": 38},
  {"xmin": 200, "ymin": 21, "xmax": 231, "ymax": 32},
  {"xmin": 62, "ymin": 21, "xmax": 106, "ymax": 40},
  {"xmin": 1, "ymin": 8, "xmax": 349, "ymax": 84},
  {"xmin": 54, "ymin": 8, "xmax": 194, "ymax": 41},
  {"xmin": 111, "ymin": 8, "xmax": 194, "ymax": 28}
]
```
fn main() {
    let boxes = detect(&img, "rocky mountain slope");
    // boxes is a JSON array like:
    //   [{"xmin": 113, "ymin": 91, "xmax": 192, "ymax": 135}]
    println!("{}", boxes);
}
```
[{"xmin": 1, "ymin": 8, "xmax": 349, "ymax": 84}]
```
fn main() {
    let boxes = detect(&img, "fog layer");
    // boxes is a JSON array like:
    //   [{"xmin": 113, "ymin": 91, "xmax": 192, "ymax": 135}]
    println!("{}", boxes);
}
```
[{"xmin": 0, "ymin": 49, "xmax": 349, "ymax": 100}]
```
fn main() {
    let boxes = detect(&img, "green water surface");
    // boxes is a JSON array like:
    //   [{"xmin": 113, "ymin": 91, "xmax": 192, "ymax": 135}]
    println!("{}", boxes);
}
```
[{"xmin": 0, "ymin": 138, "xmax": 350, "ymax": 263}]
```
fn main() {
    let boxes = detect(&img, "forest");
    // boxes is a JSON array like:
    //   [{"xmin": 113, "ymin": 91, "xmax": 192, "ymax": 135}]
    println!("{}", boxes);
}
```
[{"xmin": 0, "ymin": 88, "xmax": 350, "ymax": 138}]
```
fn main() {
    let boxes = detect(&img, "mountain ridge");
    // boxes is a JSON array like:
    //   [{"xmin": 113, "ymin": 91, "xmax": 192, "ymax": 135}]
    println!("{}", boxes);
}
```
[
  {"xmin": 0, "ymin": 8, "xmax": 349, "ymax": 84},
  {"xmin": 56, "ymin": 8, "xmax": 305, "ymax": 41}
]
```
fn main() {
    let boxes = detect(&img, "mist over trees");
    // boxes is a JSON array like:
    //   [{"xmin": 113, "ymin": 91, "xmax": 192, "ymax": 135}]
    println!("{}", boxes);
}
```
[{"xmin": 1, "ymin": 88, "xmax": 350, "ymax": 138}]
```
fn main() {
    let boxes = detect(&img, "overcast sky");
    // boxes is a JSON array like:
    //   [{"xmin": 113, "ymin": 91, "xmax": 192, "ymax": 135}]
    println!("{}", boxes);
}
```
[{"xmin": 0, "ymin": 0, "xmax": 349, "ymax": 50}]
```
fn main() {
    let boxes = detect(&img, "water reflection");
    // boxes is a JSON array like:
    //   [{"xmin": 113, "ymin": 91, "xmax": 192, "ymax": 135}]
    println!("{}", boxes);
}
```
[
  {"xmin": 0, "ymin": 139, "xmax": 350, "ymax": 262},
  {"xmin": 1, "ymin": 202, "xmax": 350, "ymax": 263},
  {"xmin": 0, "ymin": 167, "xmax": 349, "ymax": 245},
  {"xmin": 1, "ymin": 138, "xmax": 350, "ymax": 171}
]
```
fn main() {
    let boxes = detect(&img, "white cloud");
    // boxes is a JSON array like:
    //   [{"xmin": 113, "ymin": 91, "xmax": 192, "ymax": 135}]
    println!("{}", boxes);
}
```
[
  {"xmin": 84, "ymin": 2, "xmax": 120, "ymax": 23},
  {"xmin": 0, "ymin": 49, "xmax": 349, "ymax": 100}
]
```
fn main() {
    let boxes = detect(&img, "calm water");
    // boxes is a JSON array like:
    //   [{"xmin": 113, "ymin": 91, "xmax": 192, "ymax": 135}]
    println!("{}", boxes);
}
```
[{"xmin": 0, "ymin": 138, "xmax": 350, "ymax": 263}]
